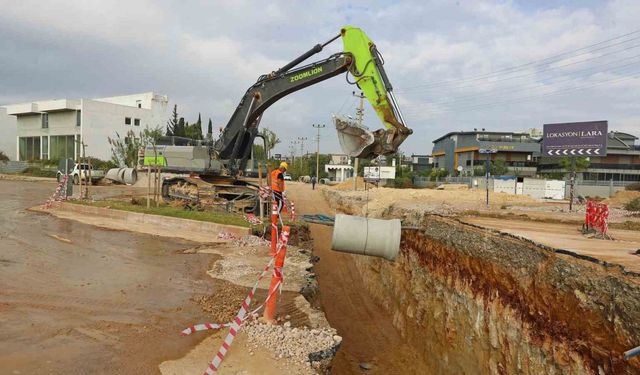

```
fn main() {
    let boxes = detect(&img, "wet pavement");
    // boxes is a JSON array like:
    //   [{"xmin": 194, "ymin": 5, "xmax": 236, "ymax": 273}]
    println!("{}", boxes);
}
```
[{"xmin": 0, "ymin": 180, "xmax": 218, "ymax": 374}]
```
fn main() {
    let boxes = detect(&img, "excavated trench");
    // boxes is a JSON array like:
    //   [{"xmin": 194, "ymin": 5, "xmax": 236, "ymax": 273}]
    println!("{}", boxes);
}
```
[{"xmin": 324, "ymin": 191, "xmax": 640, "ymax": 374}]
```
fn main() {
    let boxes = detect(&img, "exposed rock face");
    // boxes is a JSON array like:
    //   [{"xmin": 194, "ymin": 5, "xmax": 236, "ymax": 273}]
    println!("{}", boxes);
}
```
[{"xmin": 325, "ymin": 190, "xmax": 640, "ymax": 374}]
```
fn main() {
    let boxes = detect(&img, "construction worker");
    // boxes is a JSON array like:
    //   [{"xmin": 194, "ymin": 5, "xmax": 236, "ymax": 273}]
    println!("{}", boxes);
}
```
[
  {"xmin": 311, "ymin": 175, "xmax": 317, "ymax": 190},
  {"xmin": 271, "ymin": 162, "xmax": 288, "ymax": 213}
]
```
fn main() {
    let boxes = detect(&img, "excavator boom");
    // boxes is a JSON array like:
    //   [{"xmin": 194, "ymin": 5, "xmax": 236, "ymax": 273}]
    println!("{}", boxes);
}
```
[{"xmin": 338, "ymin": 26, "xmax": 412, "ymax": 158}]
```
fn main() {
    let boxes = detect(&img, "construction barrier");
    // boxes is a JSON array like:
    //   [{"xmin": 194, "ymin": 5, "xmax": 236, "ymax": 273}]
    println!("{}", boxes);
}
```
[
  {"xmin": 584, "ymin": 200, "xmax": 610, "ymax": 237},
  {"xmin": 181, "ymin": 226, "xmax": 291, "ymax": 374},
  {"xmin": 43, "ymin": 175, "xmax": 69, "ymax": 209}
]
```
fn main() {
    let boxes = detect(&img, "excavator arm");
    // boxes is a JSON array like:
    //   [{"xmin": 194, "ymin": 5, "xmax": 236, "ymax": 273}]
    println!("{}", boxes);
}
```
[{"xmin": 214, "ymin": 26, "xmax": 412, "ymax": 176}]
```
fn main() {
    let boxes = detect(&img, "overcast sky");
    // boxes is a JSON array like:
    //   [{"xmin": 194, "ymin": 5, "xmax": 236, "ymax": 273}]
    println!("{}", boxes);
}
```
[{"xmin": 1, "ymin": 0, "xmax": 639, "ymax": 156}]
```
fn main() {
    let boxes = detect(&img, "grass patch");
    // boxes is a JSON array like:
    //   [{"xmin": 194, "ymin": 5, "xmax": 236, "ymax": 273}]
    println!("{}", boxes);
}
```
[
  {"xmin": 70, "ymin": 199, "xmax": 252, "ymax": 228},
  {"xmin": 18, "ymin": 166, "xmax": 57, "ymax": 178}
]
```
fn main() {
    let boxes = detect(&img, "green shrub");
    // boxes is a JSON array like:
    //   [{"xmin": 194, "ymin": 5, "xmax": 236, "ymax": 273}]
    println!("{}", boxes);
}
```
[
  {"xmin": 0, "ymin": 150, "xmax": 9, "ymax": 162},
  {"xmin": 22, "ymin": 167, "xmax": 57, "ymax": 178},
  {"xmin": 625, "ymin": 197, "xmax": 640, "ymax": 212}
]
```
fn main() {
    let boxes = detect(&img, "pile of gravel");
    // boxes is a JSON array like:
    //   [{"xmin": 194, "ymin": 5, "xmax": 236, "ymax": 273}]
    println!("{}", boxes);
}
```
[{"xmin": 244, "ymin": 320, "xmax": 342, "ymax": 373}]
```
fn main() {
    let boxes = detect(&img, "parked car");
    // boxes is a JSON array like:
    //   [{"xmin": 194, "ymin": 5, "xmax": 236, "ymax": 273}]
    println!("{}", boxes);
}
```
[
  {"xmin": 57, "ymin": 163, "xmax": 105, "ymax": 184},
  {"xmin": 283, "ymin": 173, "xmax": 292, "ymax": 181}
]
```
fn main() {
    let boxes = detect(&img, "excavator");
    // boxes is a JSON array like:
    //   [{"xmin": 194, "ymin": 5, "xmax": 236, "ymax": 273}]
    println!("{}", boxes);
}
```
[{"xmin": 145, "ymin": 26, "xmax": 412, "ymax": 212}]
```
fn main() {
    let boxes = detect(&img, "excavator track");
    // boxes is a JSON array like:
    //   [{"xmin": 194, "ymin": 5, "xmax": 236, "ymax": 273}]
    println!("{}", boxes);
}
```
[{"xmin": 162, "ymin": 176, "xmax": 260, "ymax": 213}]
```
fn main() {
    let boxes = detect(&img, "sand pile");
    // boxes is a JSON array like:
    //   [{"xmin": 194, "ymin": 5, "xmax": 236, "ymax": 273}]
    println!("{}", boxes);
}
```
[
  {"xmin": 604, "ymin": 190, "xmax": 640, "ymax": 207},
  {"xmin": 332, "ymin": 177, "xmax": 375, "ymax": 191}
]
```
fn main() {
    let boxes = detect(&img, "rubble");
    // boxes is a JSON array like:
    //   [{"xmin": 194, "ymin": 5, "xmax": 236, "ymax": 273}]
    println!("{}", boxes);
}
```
[{"xmin": 243, "ymin": 320, "xmax": 342, "ymax": 373}]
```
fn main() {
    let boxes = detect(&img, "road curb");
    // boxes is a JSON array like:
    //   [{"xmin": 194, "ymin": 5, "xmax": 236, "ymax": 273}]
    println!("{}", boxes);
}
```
[{"xmin": 43, "ymin": 202, "xmax": 252, "ymax": 239}]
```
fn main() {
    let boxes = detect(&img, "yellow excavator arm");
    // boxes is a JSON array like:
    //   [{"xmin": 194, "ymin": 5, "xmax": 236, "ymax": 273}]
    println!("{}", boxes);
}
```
[{"xmin": 336, "ymin": 26, "xmax": 413, "ymax": 158}]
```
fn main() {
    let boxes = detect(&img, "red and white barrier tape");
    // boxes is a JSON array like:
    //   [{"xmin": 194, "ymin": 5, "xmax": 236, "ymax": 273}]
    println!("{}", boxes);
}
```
[
  {"xmin": 217, "ymin": 231, "xmax": 239, "ymax": 241},
  {"xmin": 285, "ymin": 199, "xmax": 295, "ymax": 221},
  {"xmin": 244, "ymin": 213, "xmax": 263, "ymax": 225},
  {"xmin": 43, "ymin": 175, "xmax": 69, "ymax": 209},
  {"xmin": 182, "ymin": 228, "xmax": 290, "ymax": 374}
]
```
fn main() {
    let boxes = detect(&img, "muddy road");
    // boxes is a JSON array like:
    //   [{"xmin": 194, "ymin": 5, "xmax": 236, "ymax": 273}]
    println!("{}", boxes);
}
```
[
  {"xmin": 286, "ymin": 183, "xmax": 428, "ymax": 374},
  {"xmin": 0, "ymin": 180, "xmax": 218, "ymax": 374}
]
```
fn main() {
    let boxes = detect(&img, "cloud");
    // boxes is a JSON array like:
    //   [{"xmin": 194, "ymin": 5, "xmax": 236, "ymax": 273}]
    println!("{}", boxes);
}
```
[{"xmin": 0, "ymin": 0, "xmax": 639, "ymax": 157}]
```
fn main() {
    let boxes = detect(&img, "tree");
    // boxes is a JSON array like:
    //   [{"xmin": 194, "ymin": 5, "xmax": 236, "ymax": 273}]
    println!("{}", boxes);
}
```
[
  {"xmin": 108, "ymin": 130, "xmax": 142, "ymax": 167},
  {"xmin": 559, "ymin": 156, "xmax": 590, "ymax": 174},
  {"xmin": 186, "ymin": 114, "xmax": 203, "ymax": 140},
  {"xmin": 207, "ymin": 118, "xmax": 213, "ymax": 138},
  {"xmin": 490, "ymin": 159, "xmax": 509, "ymax": 176},
  {"xmin": 260, "ymin": 127, "xmax": 280, "ymax": 159},
  {"xmin": 0, "ymin": 150, "xmax": 9, "ymax": 163},
  {"xmin": 174, "ymin": 117, "xmax": 186, "ymax": 137},
  {"xmin": 140, "ymin": 126, "xmax": 164, "ymax": 152},
  {"xmin": 166, "ymin": 104, "xmax": 179, "ymax": 136}
]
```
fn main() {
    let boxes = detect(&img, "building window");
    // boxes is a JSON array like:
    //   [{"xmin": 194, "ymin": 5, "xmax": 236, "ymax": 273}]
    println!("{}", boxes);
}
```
[
  {"xmin": 136, "ymin": 100, "xmax": 142, "ymax": 108},
  {"xmin": 49, "ymin": 135, "xmax": 75, "ymax": 160},
  {"xmin": 125, "ymin": 117, "xmax": 132, "ymax": 125},
  {"xmin": 42, "ymin": 113, "xmax": 49, "ymax": 129},
  {"xmin": 134, "ymin": 118, "xmax": 140, "ymax": 126},
  {"xmin": 18, "ymin": 137, "xmax": 41, "ymax": 161},
  {"xmin": 42, "ymin": 136, "xmax": 49, "ymax": 160},
  {"xmin": 466, "ymin": 160, "xmax": 471, "ymax": 166},
  {"xmin": 76, "ymin": 111, "xmax": 81, "ymax": 127}
]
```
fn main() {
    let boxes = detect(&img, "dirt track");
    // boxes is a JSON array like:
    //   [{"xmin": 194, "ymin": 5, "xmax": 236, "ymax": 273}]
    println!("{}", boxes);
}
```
[
  {"xmin": 286, "ymin": 182, "xmax": 428, "ymax": 374},
  {"xmin": 461, "ymin": 216, "xmax": 640, "ymax": 273}
]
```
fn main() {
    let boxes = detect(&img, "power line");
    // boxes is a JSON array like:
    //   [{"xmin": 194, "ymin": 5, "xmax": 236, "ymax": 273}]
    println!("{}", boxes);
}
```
[
  {"xmin": 403, "ymin": 70, "xmax": 640, "ymax": 116},
  {"xmin": 398, "ymin": 28, "xmax": 640, "ymax": 92},
  {"xmin": 401, "ymin": 55, "xmax": 640, "ymax": 109},
  {"xmin": 402, "ymin": 43, "xmax": 640, "ymax": 97}
]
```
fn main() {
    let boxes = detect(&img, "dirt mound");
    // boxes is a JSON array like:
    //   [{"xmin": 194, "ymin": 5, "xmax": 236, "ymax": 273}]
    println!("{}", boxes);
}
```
[
  {"xmin": 604, "ymin": 190, "xmax": 640, "ymax": 207},
  {"xmin": 331, "ymin": 177, "xmax": 375, "ymax": 191},
  {"xmin": 436, "ymin": 183, "xmax": 468, "ymax": 190}
]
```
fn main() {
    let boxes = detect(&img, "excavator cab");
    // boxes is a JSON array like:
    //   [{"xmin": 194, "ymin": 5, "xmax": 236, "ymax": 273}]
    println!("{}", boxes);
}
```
[{"xmin": 336, "ymin": 26, "xmax": 412, "ymax": 158}]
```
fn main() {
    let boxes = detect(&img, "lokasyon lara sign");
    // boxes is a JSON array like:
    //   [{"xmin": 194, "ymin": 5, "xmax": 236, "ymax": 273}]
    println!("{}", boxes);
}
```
[{"xmin": 542, "ymin": 121, "xmax": 608, "ymax": 157}]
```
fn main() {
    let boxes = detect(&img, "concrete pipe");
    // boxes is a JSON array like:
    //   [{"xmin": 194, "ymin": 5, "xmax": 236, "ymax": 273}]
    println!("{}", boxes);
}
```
[
  {"xmin": 123, "ymin": 168, "xmax": 137, "ymax": 185},
  {"xmin": 106, "ymin": 168, "xmax": 137, "ymax": 185},
  {"xmin": 331, "ymin": 214, "xmax": 401, "ymax": 261},
  {"xmin": 105, "ymin": 168, "xmax": 125, "ymax": 183}
]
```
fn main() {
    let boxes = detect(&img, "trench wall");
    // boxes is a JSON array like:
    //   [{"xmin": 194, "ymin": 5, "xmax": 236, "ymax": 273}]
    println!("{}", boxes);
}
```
[{"xmin": 324, "ymin": 190, "xmax": 640, "ymax": 374}]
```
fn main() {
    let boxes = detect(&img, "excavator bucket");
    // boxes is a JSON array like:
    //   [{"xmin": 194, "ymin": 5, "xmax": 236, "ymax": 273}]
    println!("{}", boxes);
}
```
[
  {"xmin": 339, "ymin": 26, "xmax": 413, "ymax": 158},
  {"xmin": 335, "ymin": 116, "xmax": 375, "ymax": 158}
]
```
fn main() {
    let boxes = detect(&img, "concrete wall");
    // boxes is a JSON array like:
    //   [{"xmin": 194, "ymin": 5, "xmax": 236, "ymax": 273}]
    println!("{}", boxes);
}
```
[
  {"xmin": 566, "ymin": 183, "xmax": 626, "ymax": 199},
  {"xmin": 522, "ymin": 178, "xmax": 546, "ymax": 199},
  {"xmin": 81, "ymin": 96, "xmax": 168, "ymax": 161},
  {"xmin": 0, "ymin": 107, "xmax": 17, "ymax": 159}
]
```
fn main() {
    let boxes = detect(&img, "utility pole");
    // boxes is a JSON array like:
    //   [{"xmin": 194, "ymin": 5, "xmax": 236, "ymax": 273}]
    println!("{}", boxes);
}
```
[
  {"xmin": 569, "ymin": 157, "xmax": 577, "ymax": 212},
  {"xmin": 312, "ymin": 124, "xmax": 325, "ymax": 179},
  {"xmin": 353, "ymin": 91, "xmax": 365, "ymax": 190},
  {"xmin": 297, "ymin": 137, "xmax": 307, "ymax": 176},
  {"xmin": 289, "ymin": 140, "xmax": 296, "ymax": 170}
]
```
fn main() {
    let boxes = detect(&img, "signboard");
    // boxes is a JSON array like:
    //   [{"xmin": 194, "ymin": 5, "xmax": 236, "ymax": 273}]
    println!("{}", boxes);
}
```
[
  {"xmin": 364, "ymin": 166, "xmax": 396, "ymax": 180},
  {"xmin": 542, "ymin": 121, "xmax": 608, "ymax": 157},
  {"xmin": 274, "ymin": 153, "xmax": 282, "ymax": 160},
  {"xmin": 479, "ymin": 148, "xmax": 498, "ymax": 154}
]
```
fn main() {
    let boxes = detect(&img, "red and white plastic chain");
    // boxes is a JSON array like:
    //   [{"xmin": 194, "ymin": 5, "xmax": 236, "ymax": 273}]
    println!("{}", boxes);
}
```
[
  {"xmin": 180, "ymin": 228, "xmax": 290, "ymax": 374},
  {"xmin": 43, "ymin": 174, "xmax": 69, "ymax": 209}
]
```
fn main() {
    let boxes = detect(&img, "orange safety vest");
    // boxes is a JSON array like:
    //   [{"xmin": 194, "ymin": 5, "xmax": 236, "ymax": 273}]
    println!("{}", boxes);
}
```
[{"xmin": 271, "ymin": 169, "xmax": 285, "ymax": 192}]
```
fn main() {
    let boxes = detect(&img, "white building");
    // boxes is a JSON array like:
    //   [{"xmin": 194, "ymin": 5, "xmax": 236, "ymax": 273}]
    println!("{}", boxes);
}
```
[
  {"xmin": 324, "ymin": 153, "xmax": 353, "ymax": 182},
  {"xmin": 0, "ymin": 107, "xmax": 17, "ymax": 160},
  {"xmin": 5, "ymin": 92, "xmax": 168, "ymax": 161}
]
